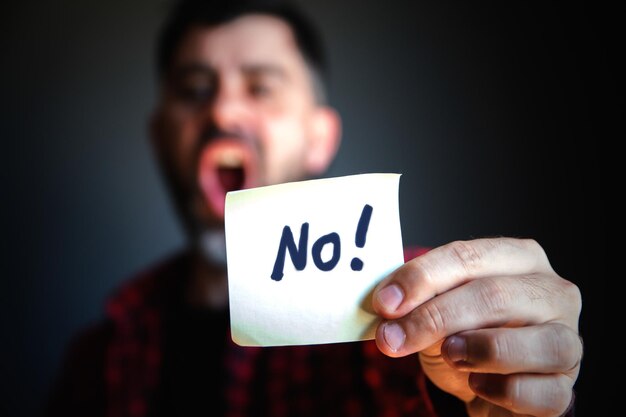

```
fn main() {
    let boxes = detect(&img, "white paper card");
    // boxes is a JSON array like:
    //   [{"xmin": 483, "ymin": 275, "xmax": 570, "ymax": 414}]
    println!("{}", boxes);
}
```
[{"xmin": 225, "ymin": 173, "xmax": 404, "ymax": 346}]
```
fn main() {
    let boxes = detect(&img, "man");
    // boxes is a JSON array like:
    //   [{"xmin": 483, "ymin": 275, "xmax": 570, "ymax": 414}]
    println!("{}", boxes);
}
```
[{"xmin": 46, "ymin": 0, "xmax": 582, "ymax": 416}]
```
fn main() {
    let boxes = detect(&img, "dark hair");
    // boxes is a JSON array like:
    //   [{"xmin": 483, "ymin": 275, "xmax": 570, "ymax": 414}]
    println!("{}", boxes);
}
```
[{"xmin": 156, "ymin": 0, "xmax": 329, "ymax": 101}]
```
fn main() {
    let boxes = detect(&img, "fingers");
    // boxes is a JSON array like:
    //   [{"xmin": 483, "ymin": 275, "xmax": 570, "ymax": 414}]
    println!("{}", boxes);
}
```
[
  {"xmin": 373, "ymin": 238, "xmax": 552, "ymax": 319},
  {"xmin": 376, "ymin": 275, "xmax": 572, "ymax": 356},
  {"xmin": 441, "ymin": 323, "xmax": 583, "ymax": 375},
  {"xmin": 468, "ymin": 373, "xmax": 575, "ymax": 417},
  {"xmin": 374, "ymin": 237, "xmax": 582, "ymax": 416}
]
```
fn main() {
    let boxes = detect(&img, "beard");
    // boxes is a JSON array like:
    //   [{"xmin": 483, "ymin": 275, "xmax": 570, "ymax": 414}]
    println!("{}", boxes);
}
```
[{"xmin": 160, "ymin": 125, "xmax": 262, "ymax": 266}]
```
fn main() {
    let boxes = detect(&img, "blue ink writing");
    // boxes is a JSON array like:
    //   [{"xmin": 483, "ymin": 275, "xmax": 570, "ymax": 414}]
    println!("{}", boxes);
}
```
[
  {"xmin": 271, "ymin": 204, "xmax": 373, "ymax": 280},
  {"xmin": 312, "ymin": 232, "xmax": 341, "ymax": 271},
  {"xmin": 271, "ymin": 223, "xmax": 309, "ymax": 281},
  {"xmin": 350, "ymin": 204, "xmax": 373, "ymax": 271}
]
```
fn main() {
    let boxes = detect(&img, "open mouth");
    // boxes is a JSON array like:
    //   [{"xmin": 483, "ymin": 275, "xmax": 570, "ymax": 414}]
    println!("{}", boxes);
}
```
[{"xmin": 198, "ymin": 139, "xmax": 257, "ymax": 220}]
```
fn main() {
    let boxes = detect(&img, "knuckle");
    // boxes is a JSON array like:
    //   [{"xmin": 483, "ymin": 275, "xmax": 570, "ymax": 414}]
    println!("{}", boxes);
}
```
[
  {"xmin": 553, "ymin": 278, "xmax": 582, "ymax": 325},
  {"xmin": 470, "ymin": 331, "xmax": 512, "ymax": 367},
  {"xmin": 476, "ymin": 278, "xmax": 512, "ymax": 316},
  {"xmin": 489, "ymin": 332, "xmax": 512, "ymax": 366},
  {"xmin": 519, "ymin": 238, "xmax": 552, "ymax": 271},
  {"xmin": 416, "ymin": 302, "xmax": 448, "ymax": 337},
  {"xmin": 402, "ymin": 256, "xmax": 432, "ymax": 287},
  {"xmin": 447, "ymin": 240, "xmax": 485, "ymax": 274},
  {"xmin": 561, "ymin": 279, "xmax": 582, "ymax": 310},
  {"xmin": 549, "ymin": 324, "xmax": 583, "ymax": 371},
  {"xmin": 521, "ymin": 237, "xmax": 544, "ymax": 256}
]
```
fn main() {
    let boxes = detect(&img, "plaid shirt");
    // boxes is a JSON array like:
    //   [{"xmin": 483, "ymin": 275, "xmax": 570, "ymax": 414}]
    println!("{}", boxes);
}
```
[
  {"xmin": 103, "ymin": 247, "xmax": 441, "ymax": 417},
  {"xmin": 48, "ymin": 246, "xmax": 575, "ymax": 417}
]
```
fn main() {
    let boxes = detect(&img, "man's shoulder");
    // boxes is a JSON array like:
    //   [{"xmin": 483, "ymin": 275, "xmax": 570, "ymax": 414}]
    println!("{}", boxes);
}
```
[
  {"xmin": 52, "ymin": 249, "xmax": 189, "ymax": 372},
  {"xmin": 53, "ymin": 248, "xmax": 190, "ymax": 379},
  {"xmin": 58, "ymin": 319, "xmax": 115, "ymax": 376}
]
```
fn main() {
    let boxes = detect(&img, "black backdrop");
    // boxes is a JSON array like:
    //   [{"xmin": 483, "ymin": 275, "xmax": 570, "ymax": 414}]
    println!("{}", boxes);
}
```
[{"xmin": 2, "ymin": 1, "xmax": 612, "ymax": 416}]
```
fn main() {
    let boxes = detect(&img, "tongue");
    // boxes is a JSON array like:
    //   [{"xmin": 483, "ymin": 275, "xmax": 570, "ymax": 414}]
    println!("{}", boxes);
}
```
[{"xmin": 217, "ymin": 167, "xmax": 245, "ymax": 192}]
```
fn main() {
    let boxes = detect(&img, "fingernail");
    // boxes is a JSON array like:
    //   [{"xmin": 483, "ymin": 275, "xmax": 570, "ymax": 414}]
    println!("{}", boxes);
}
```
[
  {"xmin": 445, "ymin": 336, "xmax": 467, "ymax": 363},
  {"xmin": 383, "ymin": 322, "xmax": 405, "ymax": 352},
  {"xmin": 377, "ymin": 284, "xmax": 404, "ymax": 312}
]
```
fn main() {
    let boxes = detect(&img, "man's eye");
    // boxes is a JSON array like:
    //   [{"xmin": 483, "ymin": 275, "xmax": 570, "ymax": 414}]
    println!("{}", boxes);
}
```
[
  {"xmin": 179, "ymin": 86, "xmax": 214, "ymax": 103},
  {"xmin": 249, "ymin": 83, "xmax": 272, "ymax": 98}
]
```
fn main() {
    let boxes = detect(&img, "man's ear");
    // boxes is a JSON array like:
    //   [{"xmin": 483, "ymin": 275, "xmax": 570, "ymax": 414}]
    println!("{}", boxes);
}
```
[{"xmin": 305, "ymin": 106, "xmax": 342, "ymax": 175}]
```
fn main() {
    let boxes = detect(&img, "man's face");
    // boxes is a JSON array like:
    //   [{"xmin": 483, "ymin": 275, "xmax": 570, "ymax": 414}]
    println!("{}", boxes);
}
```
[{"xmin": 151, "ymin": 15, "xmax": 340, "ymax": 235}]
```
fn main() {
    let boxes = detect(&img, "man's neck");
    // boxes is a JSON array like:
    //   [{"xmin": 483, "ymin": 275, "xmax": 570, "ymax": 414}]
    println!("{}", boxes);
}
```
[{"xmin": 186, "ymin": 248, "xmax": 229, "ymax": 310}]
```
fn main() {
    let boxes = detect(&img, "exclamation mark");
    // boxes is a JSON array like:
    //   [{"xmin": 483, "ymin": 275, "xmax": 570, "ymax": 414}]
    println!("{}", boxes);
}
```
[{"xmin": 350, "ymin": 204, "xmax": 373, "ymax": 271}]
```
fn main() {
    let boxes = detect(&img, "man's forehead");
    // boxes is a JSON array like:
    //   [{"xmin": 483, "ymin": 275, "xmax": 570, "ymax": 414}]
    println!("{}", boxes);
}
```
[{"xmin": 173, "ymin": 14, "xmax": 301, "ymax": 70}]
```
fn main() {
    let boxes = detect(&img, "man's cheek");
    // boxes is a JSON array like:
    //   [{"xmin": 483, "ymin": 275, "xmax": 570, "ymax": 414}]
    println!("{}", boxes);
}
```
[{"xmin": 165, "ymin": 104, "xmax": 201, "ymax": 143}]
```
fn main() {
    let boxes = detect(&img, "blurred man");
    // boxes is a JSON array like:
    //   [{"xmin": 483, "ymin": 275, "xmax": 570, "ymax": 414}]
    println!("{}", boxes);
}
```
[{"xmin": 46, "ymin": 1, "xmax": 582, "ymax": 416}]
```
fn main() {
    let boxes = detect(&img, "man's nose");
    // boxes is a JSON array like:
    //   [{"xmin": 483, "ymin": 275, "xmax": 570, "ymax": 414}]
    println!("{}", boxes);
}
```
[{"xmin": 207, "ymin": 87, "xmax": 252, "ymax": 133}]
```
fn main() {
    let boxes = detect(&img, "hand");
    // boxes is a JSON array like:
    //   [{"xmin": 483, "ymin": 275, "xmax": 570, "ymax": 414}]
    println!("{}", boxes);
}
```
[{"xmin": 372, "ymin": 238, "xmax": 582, "ymax": 417}]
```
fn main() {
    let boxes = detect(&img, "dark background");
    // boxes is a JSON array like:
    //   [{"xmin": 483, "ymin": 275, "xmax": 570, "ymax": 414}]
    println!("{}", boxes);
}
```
[{"xmin": 2, "ymin": 1, "xmax": 613, "ymax": 416}]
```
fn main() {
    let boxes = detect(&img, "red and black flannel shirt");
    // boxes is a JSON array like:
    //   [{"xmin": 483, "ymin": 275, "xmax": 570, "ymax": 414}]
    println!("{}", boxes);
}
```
[{"xmin": 45, "ymin": 247, "xmax": 575, "ymax": 417}]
